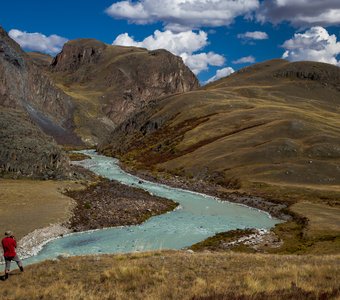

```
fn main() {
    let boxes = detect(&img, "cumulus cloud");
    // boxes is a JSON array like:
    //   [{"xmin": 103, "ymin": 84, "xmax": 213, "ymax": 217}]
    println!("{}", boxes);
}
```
[
  {"xmin": 113, "ymin": 30, "xmax": 208, "ymax": 56},
  {"xmin": 257, "ymin": 0, "xmax": 340, "ymax": 27},
  {"xmin": 106, "ymin": 0, "xmax": 259, "ymax": 31},
  {"xmin": 181, "ymin": 52, "xmax": 225, "ymax": 74},
  {"xmin": 232, "ymin": 56, "xmax": 256, "ymax": 64},
  {"xmin": 9, "ymin": 29, "xmax": 68, "ymax": 55},
  {"xmin": 237, "ymin": 31, "xmax": 268, "ymax": 40},
  {"xmin": 113, "ymin": 30, "xmax": 225, "ymax": 74},
  {"xmin": 282, "ymin": 26, "xmax": 340, "ymax": 66},
  {"xmin": 206, "ymin": 67, "xmax": 235, "ymax": 84}
]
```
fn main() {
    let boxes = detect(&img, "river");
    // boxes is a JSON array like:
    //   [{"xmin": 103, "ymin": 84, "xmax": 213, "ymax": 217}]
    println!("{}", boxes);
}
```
[{"xmin": 25, "ymin": 150, "xmax": 281, "ymax": 264}]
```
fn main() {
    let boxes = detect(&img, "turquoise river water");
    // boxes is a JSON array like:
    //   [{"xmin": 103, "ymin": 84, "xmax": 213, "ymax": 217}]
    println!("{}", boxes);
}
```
[{"xmin": 25, "ymin": 150, "xmax": 281, "ymax": 264}]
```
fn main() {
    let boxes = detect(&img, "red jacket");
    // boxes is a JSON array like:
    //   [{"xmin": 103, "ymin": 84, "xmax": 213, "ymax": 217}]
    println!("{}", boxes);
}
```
[{"xmin": 2, "ymin": 237, "xmax": 17, "ymax": 257}]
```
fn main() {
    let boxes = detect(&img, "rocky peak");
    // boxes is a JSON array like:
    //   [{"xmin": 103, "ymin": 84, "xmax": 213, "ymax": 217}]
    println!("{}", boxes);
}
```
[
  {"xmin": 49, "ymin": 40, "xmax": 199, "ymax": 139},
  {"xmin": 51, "ymin": 39, "xmax": 107, "ymax": 72}
]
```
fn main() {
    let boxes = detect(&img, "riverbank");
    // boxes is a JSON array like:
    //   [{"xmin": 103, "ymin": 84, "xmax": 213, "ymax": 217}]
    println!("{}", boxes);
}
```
[
  {"xmin": 29, "ymin": 173, "xmax": 176, "ymax": 258},
  {"xmin": 114, "ymin": 162, "xmax": 340, "ymax": 254},
  {"xmin": 1, "ymin": 163, "xmax": 177, "ymax": 261},
  {"xmin": 116, "ymin": 164, "xmax": 291, "ymax": 221},
  {"xmin": 64, "ymin": 179, "xmax": 178, "ymax": 232}
]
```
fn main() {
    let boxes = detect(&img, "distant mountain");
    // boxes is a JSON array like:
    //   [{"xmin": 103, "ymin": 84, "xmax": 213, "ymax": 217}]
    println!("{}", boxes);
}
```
[
  {"xmin": 100, "ymin": 59, "xmax": 340, "ymax": 186},
  {"xmin": 47, "ymin": 39, "xmax": 199, "ymax": 143},
  {"xmin": 0, "ymin": 26, "xmax": 199, "ymax": 177}
]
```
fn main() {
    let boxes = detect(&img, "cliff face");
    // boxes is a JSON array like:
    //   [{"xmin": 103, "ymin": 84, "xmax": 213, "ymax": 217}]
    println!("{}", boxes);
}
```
[
  {"xmin": 0, "ymin": 108, "xmax": 70, "ymax": 179},
  {"xmin": 49, "ymin": 39, "xmax": 199, "ymax": 143},
  {"xmin": 27, "ymin": 52, "xmax": 53, "ymax": 70},
  {"xmin": 0, "ymin": 26, "xmax": 76, "ymax": 178},
  {"xmin": 0, "ymin": 26, "xmax": 81, "ymax": 145}
]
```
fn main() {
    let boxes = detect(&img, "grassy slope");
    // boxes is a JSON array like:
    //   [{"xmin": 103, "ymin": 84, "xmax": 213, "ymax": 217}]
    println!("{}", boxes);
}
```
[
  {"xmin": 1, "ymin": 252, "xmax": 339, "ymax": 299},
  {"xmin": 100, "ymin": 59, "xmax": 340, "ymax": 254},
  {"xmin": 109, "ymin": 60, "xmax": 340, "ymax": 186},
  {"xmin": 0, "ymin": 179, "xmax": 81, "ymax": 239}
]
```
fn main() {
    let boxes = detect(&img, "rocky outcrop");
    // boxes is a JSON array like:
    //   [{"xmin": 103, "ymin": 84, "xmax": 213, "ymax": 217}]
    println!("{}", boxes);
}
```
[
  {"xmin": 0, "ymin": 26, "xmax": 81, "ymax": 145},
  {"xmin": 27, "ymin": 52, "xmax": 53, "ymax": 70},
  {"xmin": 50, "ymin": 39, "xmax": 106, "ymax": 73},
  {"xmin": 0, "ymin": 108, "xmax": 70, "ymax": 178},
  {"xmin": 0, "ymin": 26, "xmax": 82, "ymax": 178},
  {"xmin": 50, "ymin": 39, "xmax": 199, "ymax": 133},
  {"xmin": 273, "ymin": 61, "xmax": 340, "ymax": 88}
]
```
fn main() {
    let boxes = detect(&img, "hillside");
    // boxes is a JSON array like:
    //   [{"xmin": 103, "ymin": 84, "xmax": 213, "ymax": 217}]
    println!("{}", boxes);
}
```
[
  {"xmin": 0, "ymin": 26, "xmax": 80, "ymax": 145},
  {"xmin": 1, "ymin": 251, "xmax": 339, "ymax": 299},
  {"xmin": 48, "ymin": 39, "xmax": 199, "ymax": 144},
  {"xmin": 0, "ymin": 26, "xmax": 77, "ymax": 178},
  {"xmin": 0, "ymin": 26, "xmax": 199, "ymax": 177},
  {"xmin": 0, "ymin": 108, "xmax": 70, "ymax": 178},
  {"xmin": 27, "ymin": 51, "xmax": 53, "ymax": 70},
  {"xmin": 100, "ymin": 59, "xmax": 340, "ymax": 187}
]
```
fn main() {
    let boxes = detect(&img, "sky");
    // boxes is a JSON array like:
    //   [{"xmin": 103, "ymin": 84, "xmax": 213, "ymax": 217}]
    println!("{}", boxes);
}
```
[{"xmin": 0, "ymin": 0, "xmax": 339, "ymax": 83}]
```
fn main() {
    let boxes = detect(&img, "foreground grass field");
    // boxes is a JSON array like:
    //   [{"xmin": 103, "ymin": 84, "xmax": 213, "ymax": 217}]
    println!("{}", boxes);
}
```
[{"xmin": 1, "ymin": 251, "xmax": 339, "ymax": 299}]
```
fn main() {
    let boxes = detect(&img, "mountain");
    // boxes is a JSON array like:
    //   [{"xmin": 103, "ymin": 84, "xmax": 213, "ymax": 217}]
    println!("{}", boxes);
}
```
[
  {"xmin": 99, "ymin": 59, "xmax": 340, "ymax": 187},
  {"xmin": 0, "ymin": 108, "xmax": 70, "ymax": 178},
  {"xmin": 0, "ymin": 26, "xmax": 77, "ymax": 178},
  {"xmin": 27, "ymin": 51, "xmax": 53, "ymax": 70},
  {"xmin": 0, "ymin": 26, "xmax": 81, "ymax": 145},
  {"xmin": 0, "ymin": 26, "xmax": 199, "ymax": 177},
  {"xmin": 48, "ymin": 39, "xmax": 199, "ymax": 143}
]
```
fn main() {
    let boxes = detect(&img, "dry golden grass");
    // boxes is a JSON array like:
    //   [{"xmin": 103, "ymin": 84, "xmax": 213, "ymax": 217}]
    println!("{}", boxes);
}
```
[
  {"xmin": 1, "ymin": 251, "xmax": 339, "ymax": 299},
  {"xmin": 0, "ymin": 179, "xmax": 83, "ymax": 239},
  {"xmin": 291, "ymin": 202, "xmax": 340, "ymax": 238},
  {"xmin": 104, "ymin": 60, "xmax": 340, "ymax": 188}
]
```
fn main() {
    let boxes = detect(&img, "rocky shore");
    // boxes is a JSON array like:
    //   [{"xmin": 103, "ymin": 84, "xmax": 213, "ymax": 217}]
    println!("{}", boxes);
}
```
[
  {"xmin": 6, "ymin": 165, "xmax": 176, "ymax": 261},
  {"xmin": 17, "ymin": 224, "xmax": 71, "ymax": 260},
  {"xmin": 64, "ymin": 179, "xmax": 178, "ymax": 232},
  {"xmin": 117, "ymin": 164, "xmax": 292, "ymax": 221}
]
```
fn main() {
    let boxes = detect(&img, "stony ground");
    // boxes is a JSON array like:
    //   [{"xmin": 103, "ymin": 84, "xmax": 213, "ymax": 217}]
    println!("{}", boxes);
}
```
[
  {"xmin": 119, "ymin": 165, "xmax": 290, "ymax": 220},
  {"xmin": 65, "ymin": 179, "xmax": 178, "ymax": 231}
]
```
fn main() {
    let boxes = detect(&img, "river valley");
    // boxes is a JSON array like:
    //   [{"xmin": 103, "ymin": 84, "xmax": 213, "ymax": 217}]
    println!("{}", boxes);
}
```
[{"xmin": 24, "ymin": 150, "xmax": 281, "ymax": 264}]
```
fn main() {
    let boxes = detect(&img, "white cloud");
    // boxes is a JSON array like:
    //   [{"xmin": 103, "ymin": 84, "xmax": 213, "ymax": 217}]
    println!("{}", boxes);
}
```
[
  {"xmin": 9, "ymin": 29, "xmax": 68, "ymax": 55},
  {"xmin": 232, "ymin": 56, "xmax": 256, "ymax": 64},
  {"xmin": 106, "ymin": 0, "xmax": 260, "ymax": 31},
  {"xmin": 113, "ymin": 30, "xmax": 225, "ymax": 74},
  {"xmin": 206, "ymin": 67, "xmax": 235, "ymax": 84},
  {"xmin": 181, "ymin": 52, "xmax": 225, "ymax": 74},
  {"xmin": 237, "ymin": 31, "xmax": 268, "ymax": 40},
  {"xmin": 258, "ymin": 0, "xmax": 340, "ymax": 27},
  {"xmin": 282, "ymin": 26, "xmax": 340, "ymax": 66},
  {"xmin": 113, "ymin": 30, "xmax": 208, "ymax": 56}
]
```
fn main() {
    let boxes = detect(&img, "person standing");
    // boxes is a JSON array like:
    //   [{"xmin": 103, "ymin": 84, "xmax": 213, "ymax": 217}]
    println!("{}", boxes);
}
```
[{"xmin": 1, "ymin": 231, "xmax": 23, "ymax": 280}]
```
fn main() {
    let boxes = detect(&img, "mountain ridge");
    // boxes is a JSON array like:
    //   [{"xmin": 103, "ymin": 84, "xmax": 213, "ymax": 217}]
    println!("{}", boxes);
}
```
[{"xmin": 99, "ymin": 59, "xmax": 340, "ymax": 187}]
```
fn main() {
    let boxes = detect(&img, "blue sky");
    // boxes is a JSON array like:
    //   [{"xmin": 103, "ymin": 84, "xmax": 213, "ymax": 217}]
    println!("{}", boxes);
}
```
[{"xmin": 1, "ymin": 0, "xmax": 339, "ymax": 83}]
